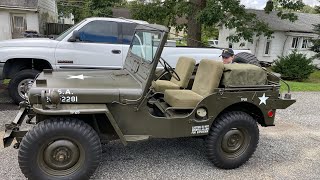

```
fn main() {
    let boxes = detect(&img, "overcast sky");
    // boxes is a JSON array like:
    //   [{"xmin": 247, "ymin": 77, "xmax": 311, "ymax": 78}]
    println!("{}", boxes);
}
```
[{"xmin": 241, "ymin": 0, "xmax": 320, "ymax": 10}]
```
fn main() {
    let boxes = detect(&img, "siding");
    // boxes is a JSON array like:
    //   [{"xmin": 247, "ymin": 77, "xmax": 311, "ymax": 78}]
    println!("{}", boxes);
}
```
[
  {"xmin": 0, "ymin": 9, "xmax": 39, "ymax": 40},
  {"xmin": 38, "ymin": 0, "xmax": 57, "ymax": 14},
  {"xmin": 38, "ymin": 0, "xmax": 58, "ymax": 34},
  {"xmin": 26, "ymin": 13, "xmax": 39, "ymax": 32},
  {"xmin": 218, "ymin": 27, "xmax": 319, "ymax": 64},
  {"xmin": 253, "ymin": 32, "xmax": 287, "ymax": 62},
  {"xmin": 0, "ymin": 11, "xmax": 11, "ymax": 40},
  {"xmin": 218, "ymin": 26, "xmax": 249, "ymax": 50}
]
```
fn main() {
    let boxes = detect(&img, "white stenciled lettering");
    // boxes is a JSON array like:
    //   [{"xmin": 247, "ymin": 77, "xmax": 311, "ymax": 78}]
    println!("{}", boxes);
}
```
[
  {"xmin": 191, "ymin": 125, "xmax": 210, "ymax": 135},
  {"xmin": 241, "ymin": 98, "xmax": 247, "ymax": 102}
]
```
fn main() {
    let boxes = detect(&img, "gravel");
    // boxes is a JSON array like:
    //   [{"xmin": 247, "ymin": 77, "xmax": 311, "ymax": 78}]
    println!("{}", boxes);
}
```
[{"xmin": 0, "ymin": 92, "xmax": 319, "ymax": 180}]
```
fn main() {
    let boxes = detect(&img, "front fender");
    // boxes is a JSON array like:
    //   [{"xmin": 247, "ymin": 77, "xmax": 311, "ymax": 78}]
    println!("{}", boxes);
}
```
[{"xmin": 32, "ymin": 104, "xmax": 128, "ymax": 145}]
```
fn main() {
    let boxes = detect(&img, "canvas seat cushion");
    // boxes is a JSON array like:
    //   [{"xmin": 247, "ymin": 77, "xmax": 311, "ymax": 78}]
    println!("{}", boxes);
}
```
[
  {"xmin": 164, "ymin": 90, "xmax": 203, "ymax": 108},
  {"xmin": 152, "ymin": 80, "xmax": 180, "ymax": 92},
  {"xmin": 152, "ymin": 56, "xmax": 196, "ymax": 92}
]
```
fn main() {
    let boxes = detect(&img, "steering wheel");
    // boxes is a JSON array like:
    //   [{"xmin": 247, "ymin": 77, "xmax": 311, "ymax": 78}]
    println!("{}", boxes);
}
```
[{"xmin": 158, "ymin": 57, "xmax": 180, "ymax": 81}]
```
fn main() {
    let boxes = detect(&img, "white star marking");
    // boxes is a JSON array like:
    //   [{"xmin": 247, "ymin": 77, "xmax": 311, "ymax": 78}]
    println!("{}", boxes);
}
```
[
  {"xmin": 258, "ymin": 93, "xmax": 269, "ymax": 105},
  {"xmin": 67, "ymin": 74, "xmax": 90, "ymax": 80}
]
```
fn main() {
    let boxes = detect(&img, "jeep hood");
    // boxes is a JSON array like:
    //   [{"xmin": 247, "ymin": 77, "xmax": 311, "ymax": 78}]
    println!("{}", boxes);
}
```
[
  {"xmin": 0, "ymin": 38, "xmax": 58, "ymax": 48},
  {"xmin": 28, "ymin": 70, "xmax": 142, "ymax": 104}
]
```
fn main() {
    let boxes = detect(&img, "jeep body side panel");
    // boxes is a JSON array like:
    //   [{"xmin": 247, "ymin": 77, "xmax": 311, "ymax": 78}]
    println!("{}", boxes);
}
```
[{"xmin": 106, "ymin": 90, "xmax": 294, "ymax": 138}]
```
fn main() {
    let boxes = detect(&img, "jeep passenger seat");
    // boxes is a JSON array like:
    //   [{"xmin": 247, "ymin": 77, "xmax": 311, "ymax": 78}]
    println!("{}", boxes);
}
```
[
  {"xmin": 152, "ymin": 56, "xmax": 196, "ymax": 93},
  {"xmin": 164, "ymin": 59, "xmax": 224, "ymax": 108}
]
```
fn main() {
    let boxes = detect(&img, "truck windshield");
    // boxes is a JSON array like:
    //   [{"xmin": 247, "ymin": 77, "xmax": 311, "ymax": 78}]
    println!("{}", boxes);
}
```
[
  {"xmin": 130, "ymin": 31, "xmax": 162, "ymax": 63},
  {"xmin": 55, "ymin": 20, "xmax": 86, "ymax": 41}
]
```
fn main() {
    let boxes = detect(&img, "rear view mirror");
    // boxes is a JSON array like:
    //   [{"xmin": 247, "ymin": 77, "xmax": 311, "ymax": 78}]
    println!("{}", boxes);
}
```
[{"xmin": 68, "ymin": 30, "xmax": 80, "ymax": 42}]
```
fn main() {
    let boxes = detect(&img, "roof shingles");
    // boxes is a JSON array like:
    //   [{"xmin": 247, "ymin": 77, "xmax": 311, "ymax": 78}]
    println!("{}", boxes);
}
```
[
  {"xmin": 0, "ymin": 0, "xmax": 38, "ymax": 9},
  {"xmin": 248, "ymin": 9, "xmax": 320, "ymax": 33}
]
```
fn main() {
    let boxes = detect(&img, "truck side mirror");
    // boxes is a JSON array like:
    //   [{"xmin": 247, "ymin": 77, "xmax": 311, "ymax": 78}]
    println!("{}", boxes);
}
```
[{"xmin": 68, "ymin": 30, "xmax": 80, "ymax": 42}]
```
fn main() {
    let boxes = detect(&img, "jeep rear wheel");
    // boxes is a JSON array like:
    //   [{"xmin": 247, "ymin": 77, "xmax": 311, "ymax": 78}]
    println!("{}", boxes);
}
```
[
  {"xmin": 206, "ymin": 111, "xmax": 259, "ymax": 169},
  {"xmin": 8, "ymin": 69, "xmax": 39, "ymax": 104},
  {"xmin": 18, "ymin": 118, "xmax": 101, "ymax": 180}
]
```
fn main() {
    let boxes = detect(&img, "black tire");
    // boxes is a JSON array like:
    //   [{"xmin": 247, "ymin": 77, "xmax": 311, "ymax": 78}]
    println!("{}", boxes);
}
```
[
  {"xmin": 18, "ymin": 118, "xmax": 102, "ymax": 180},
  {"xmin": 206, "ymin": 111, "xmax": 259, "ymax": 169},
  {"xmin": 8, "ymin": 69, "xmax": 39, "ymax": 104},
  {"xmin": 234, "ymin": 52, "xmax": 261, "ymax": 67}
]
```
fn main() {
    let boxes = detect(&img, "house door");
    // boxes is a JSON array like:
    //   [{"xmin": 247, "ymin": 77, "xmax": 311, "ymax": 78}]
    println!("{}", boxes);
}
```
[{"xmin": 11, "ymin": 14, "xmax": 26, "ymax": 39}]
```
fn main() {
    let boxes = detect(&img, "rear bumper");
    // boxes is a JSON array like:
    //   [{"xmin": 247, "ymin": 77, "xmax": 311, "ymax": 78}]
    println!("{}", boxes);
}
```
[
  {"xmin": 269, "ymin": 98, "xmax": 296, "ymax": 109},
  {"xmin": 3, "ymin": 106, "xmax": 29, "ymax": 148}
]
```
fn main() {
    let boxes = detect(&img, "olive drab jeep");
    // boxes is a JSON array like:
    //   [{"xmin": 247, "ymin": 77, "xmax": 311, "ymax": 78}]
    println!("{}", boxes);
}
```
[{"xmin": 3, "ymin": 24, "xmax": 296, "ymax": 180}]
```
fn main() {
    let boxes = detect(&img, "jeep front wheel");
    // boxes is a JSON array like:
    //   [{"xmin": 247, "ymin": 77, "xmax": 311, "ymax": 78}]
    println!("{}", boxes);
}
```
[
  {"xmin": 18, "ymin": 118, "xmax": 102, "ymax": 180},
  {"xmin": 206, "ymin": 111, "xmax": 259, "ymax": 169},
  {"xmin": 8, "ymin": 69, "xmax": 39, "ymax": 104}
]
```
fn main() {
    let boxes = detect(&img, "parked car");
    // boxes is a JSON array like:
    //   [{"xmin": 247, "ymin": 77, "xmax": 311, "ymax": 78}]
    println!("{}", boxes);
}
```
[
  {"xmin": 208, "ymin": 39, "xmax": 219, "ymax": 47},
  {"xmin": 0, "ymin": 17, "xmax": 250, "ymax": 104},
  {"xmin": 22, "ymin": 30, "xmax": 40, "ymax": 38}
]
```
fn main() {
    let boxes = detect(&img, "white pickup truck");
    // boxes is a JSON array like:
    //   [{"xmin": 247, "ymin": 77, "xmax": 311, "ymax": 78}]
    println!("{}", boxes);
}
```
[{"xmin": 0, "ymin": 17, "xmax": 249, "ymax": 103}]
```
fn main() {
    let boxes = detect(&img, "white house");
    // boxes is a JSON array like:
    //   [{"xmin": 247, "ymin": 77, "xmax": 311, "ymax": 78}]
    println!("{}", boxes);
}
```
[
  {"xmin": 218, "ymin": 10, "xmax": 320, "ymax": 65},
  {"xmin": 0, "ymin": 0, "xmax": 58, "ymax": 40}
]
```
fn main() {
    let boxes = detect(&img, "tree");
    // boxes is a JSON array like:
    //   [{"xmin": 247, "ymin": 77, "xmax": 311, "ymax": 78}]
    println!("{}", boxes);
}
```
[
  {"xmin": 57, "ymin": 0, "xmax": 126, "ymax": 23},
  {"xmin": 129, "ymin": 0, "xmax": 305, "ymax": 47}
]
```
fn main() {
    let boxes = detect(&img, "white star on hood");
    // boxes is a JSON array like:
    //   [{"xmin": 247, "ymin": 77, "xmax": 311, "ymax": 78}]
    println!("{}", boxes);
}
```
[
  {"xmin": 258, "ymin": 93, "xmax": 269, "ymax": 105},
  {"xmin": 67, "ymin": 74, "xmax": 90, "ymax": 80}
]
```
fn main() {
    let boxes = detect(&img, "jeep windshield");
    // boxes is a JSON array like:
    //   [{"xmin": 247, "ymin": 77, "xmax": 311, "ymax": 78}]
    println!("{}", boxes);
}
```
[{"xmin": 129, "ymin": 31, "xmax": 161, "ymax": 63}]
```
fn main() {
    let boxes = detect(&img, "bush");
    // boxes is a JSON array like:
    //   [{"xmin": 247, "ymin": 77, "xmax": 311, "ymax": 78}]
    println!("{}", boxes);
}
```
[{"xmin": 272, "ymin": 50, "xmax": 315, "ymax": 81}]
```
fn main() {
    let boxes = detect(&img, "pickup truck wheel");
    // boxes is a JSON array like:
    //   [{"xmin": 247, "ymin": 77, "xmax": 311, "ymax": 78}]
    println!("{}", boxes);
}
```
[
  {"xmin": 206, "ymin": 111, "xmax": 259, "ymax": 169},
  {"xmin": 8, "ymin": 69, "xmax": 39, "ymax": 104},
  {"xmin": 18, "ymin": 118, "xmax": 102, "ymax": 180}
]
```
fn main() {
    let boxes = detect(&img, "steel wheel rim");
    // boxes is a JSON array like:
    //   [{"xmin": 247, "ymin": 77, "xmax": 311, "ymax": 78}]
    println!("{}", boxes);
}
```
[
  {"xmin": 221, "ymin": 128, "xmax": 251, "ymax": 159},
  {"xmin": 38, "ymin": 138, "xmax": 85, "ymax": 176},
  {"xmin": 18, "ymin": 79, "xmax": 33, "ymax": 99}
]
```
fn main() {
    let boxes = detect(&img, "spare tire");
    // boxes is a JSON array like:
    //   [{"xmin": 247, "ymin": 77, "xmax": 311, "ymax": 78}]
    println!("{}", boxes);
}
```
[{"xmin": 234, "ymin": 52, "xmax": 261, "ymax": 67}]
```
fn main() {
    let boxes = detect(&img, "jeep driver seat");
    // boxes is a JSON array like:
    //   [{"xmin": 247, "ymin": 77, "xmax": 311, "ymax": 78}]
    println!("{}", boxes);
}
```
[
  {"xmin": 164, "ymin": 59, "xmax": 224, "ymax": 108},
  {"xmin": 152, "ymin": 56, "xmax": 196, "ymax": 93}
]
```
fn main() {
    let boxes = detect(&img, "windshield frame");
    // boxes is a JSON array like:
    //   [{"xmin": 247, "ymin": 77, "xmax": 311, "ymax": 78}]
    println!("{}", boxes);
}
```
[{"xmin": 128, "ymin": 30, "xmax": 162, "ymax": 64}]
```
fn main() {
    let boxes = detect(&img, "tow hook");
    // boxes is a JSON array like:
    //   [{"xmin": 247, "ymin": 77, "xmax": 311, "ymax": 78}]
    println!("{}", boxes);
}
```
[
  {"xmin": 13, "ymin": 143, "xmax": 20, "ymax": 149},
  {"xmin": 284, "ymin": 93, "xmax": 291, "ymax": 99}
]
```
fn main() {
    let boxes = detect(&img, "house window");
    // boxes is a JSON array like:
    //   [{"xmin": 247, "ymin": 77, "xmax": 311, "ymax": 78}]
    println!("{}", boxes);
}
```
[
  {"xmin": 301, "ymin": 38, "xmax": 310, "ymax": 49},
  {"xmin": 11, "ymin": 14, "xmax": 26, "ymax": 39},
  {"xmin": 264, "ymin": 39, "xmax": 271, "ymax": 55},
  {"xmin": 291, "ymin": 37, "xmax": 299, "ymax": 49},
  {"xmin": 228, "ymin": 43, "xmax": 233, "ymax": 48}
]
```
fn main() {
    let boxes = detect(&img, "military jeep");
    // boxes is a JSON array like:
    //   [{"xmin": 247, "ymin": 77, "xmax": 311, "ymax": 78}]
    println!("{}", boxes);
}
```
[{"xmin": 3, "ymin": 24, "xmax": 295, "ymax": 180}]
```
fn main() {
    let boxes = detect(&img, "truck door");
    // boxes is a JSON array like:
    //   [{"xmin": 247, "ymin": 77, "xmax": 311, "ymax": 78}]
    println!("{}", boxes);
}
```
[{"xmin": 55, "ymin": 20, "xmax": 123, "ymax": 70}]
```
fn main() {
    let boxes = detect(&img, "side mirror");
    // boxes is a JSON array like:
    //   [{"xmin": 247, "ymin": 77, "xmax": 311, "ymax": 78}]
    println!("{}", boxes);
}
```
[{"xmin": 68, "ymin": 30, "xmax": 80, "ymax": 42}]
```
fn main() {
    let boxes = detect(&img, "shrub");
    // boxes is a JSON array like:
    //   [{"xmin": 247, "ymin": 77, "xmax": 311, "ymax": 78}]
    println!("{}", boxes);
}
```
[{"xmin": 272, "ymin": 50, "xmax": 315, "ymax": 81}]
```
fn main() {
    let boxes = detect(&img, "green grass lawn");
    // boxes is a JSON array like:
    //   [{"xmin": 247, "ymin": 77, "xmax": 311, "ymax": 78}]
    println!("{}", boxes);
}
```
[{"xmin": 280, "ymin": 70, "xmax": 320, "ymax": 92}]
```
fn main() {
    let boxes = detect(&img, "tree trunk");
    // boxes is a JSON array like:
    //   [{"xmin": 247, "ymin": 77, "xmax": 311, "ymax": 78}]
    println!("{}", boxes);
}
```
[{"xmin": 187, "ymin": 0, "xmax": 206, "ymax": 47}]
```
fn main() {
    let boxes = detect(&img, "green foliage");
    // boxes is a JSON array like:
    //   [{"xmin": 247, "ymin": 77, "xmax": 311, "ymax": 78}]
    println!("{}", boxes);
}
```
[
  {"xmin": 129, "ymin": 0, "xmax": 187, "ymax": 29},
  {"xmin": 58, "ymin": 0, "xmax": 126, "ymax": 23},
  {"xmin": 300, "ymin": 5, "xmax": 318, "ymax": 14},
  {"xmin": 272, "ymin": 50, "xmax": 315, "ymax": 81},
  {"xmin": 201, "ymin": 25, "xmax": 219, "ymax": 45}
]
